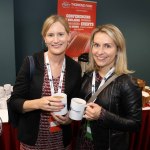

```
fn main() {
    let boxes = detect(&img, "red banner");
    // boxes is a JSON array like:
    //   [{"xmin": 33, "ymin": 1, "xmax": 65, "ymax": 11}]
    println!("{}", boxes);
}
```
[{"xmin": 57, "ymin": 0, "xmax": 97, "ymax": 59}]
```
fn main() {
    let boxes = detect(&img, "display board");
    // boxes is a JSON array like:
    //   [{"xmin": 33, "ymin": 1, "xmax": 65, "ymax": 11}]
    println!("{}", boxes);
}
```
[{"xmin": 58, "ymin": 0, "xmax": 97, "ymax": 60}]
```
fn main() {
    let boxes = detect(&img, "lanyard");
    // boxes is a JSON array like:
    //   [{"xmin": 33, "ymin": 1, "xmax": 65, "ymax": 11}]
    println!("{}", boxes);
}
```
[
  {"xmin": 45, "ymin": 52, "xmax": 66, "ymax": 95},
  {"xmin": 91, "ymin": 67, "xmax": 115, "ymax": 102},
  {"xmin": 86, "ymin": 67, "xmax": 115, "ymax": 140}
]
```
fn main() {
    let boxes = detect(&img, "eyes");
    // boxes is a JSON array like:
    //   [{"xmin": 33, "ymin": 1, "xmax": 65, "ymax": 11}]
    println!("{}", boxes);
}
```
[
  {"xmin": 92, "ymin": 42, "xmax": 113, "ymax": 49},
  {"xmin": 47, "ymin": 32, "xmax": 65, "ymax": 37}
]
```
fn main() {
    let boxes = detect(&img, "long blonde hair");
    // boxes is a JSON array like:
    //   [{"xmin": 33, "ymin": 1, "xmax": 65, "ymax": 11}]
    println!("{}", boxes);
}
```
[{"xmin": 88, "ymin": 24, "xmax": 134, "ymax": 75}]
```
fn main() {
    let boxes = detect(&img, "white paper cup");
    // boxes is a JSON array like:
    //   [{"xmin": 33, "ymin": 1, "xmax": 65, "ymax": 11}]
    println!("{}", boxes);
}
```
[
  {"xmin": 11, "ymin": 86, "xmax": 13, "ymax": 92},
  {"xmin": 3, "ymin": 84, "xmax": 11, "ymax": 91},
  {"xmin": 3, "ymin": 84, "xmax": 11, "ymax": 96},
  {"xmin": 0, "ymin": 86, "xmax": 4, "ymax": 91},
  {"xmin": 52, "ymin": 93, "xmax": 67, "ymax": 115},
  {"xmin": 0, "ymin": 97, "xmax": 7, "ymax": 109},
  {"xmin": 0, "ymin": 87, "xmax": 5, "ymax": 98},
  {"xmin": 69, "ymin": 98, "xmax": 86, "ymax": 120}
]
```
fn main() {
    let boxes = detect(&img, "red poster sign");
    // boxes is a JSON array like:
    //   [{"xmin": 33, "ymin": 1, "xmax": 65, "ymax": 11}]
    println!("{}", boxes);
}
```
[{"xmin": 58, "ymin": 0, "xmax": 97, "ymax": 59}]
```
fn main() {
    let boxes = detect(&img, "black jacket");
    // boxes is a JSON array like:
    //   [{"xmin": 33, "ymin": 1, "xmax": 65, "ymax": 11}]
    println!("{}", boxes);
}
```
[
  {"xmin": 80, "ymin": 72, "xmax": 142, "ymax": 150},
  {"xmin": 9, "ymin": 51, "xmax": 82, "ymax": 146}
]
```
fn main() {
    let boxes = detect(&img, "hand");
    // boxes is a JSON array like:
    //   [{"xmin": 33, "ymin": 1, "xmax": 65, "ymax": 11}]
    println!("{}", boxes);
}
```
[
  {"xmin": 51, "ymin": 112, "xmax": 72, "ymax": 125},
  {"xmin": 83, "ymin": 102, "xmax": 101, "ymax": 121},
  {"xmin": 38, "ymin": 96, "xmax": 64, "ymax": 112}
]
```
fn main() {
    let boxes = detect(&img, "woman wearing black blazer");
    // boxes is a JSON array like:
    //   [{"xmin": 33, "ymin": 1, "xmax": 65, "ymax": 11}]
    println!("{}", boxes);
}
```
[{"xmin": 9, "ymin": 15, "xmax": 81, "ymax": 150}]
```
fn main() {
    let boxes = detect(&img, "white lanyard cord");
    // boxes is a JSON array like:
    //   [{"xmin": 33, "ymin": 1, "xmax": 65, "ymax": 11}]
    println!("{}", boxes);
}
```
[
  {"xmin": 92, "ymin": 67, "xmax": 115, "ymax": 102},
  {"xmin": 45, "ymin": 52, "xmax": 66, "ymax": 95}
]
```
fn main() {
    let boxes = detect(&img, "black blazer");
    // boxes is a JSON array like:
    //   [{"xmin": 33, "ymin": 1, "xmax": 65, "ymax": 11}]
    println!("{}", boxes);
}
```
[{"xmin": 9, "ymin": 51, "xmax": 82, "ymax": 146}]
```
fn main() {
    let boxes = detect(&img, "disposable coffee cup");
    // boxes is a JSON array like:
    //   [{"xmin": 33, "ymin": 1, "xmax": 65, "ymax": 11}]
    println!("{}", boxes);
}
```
[
  {"xmin": 52, "ymin": 93, "xmax": 67, "ymax": 115},
  {"xmin": 0, "ymin": 97, "xmax": 7, "ymax": 109},
  {"xmin": 3, "ymin": 84, "xmax": 11, "ymax": 96},
  {"xmin": 0, "ymin": 87, "xmax": 5, "ymax": 98},
  {"xmin": 3, "ymin": 84, "xmax": 11, "ymax": 91},
  {"xmin": 69, "ymin": 98, "xmax": 86, "ymax": 120}
]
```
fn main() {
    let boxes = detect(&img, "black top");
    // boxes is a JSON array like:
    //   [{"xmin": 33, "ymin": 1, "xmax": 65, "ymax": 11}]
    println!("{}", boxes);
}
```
[{"xmin": 79, "ymin": 72, "xmax": 142, "ymax": 150}]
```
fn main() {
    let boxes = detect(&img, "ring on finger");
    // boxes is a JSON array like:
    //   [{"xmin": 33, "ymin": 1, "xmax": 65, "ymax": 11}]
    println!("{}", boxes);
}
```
[{"xmin": 48, "ymin": 102, "xmax": 51, "ymax": 106}]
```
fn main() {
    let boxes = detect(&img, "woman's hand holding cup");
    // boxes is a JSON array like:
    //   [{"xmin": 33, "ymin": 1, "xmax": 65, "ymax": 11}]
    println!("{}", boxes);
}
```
[
  {"xmin": 38, "ymin": 96, "xmax": 64, "ymax": 112},
  {"xmin": 83, "ymin": 102, "xmax": 102, "ymax": 120},
  {"xmin": 51, "ymin": 112, "xmax": 72, "ymax": 125}
]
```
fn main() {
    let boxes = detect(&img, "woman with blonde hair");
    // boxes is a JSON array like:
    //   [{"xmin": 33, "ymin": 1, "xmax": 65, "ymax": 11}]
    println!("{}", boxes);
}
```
[
  {"xmin": 9, "ymin": 14, "xmax": 81, "ymax": 150},
  {"xmin": 77, "ymin": 24, "xmax": 142, "ymax": 150}
]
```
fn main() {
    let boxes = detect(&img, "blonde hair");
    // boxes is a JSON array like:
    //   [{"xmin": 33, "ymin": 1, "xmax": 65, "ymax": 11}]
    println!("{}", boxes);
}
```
[
  {"xmin": 41, "ymin": 14, "xmax": 70, "ymax": 38},
  {"xmin": 88, "ymin": 24, "xmax": 134, "ymax": 75}
]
